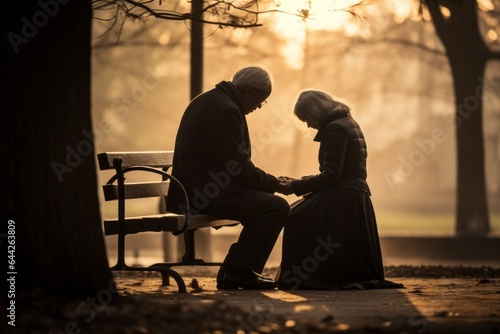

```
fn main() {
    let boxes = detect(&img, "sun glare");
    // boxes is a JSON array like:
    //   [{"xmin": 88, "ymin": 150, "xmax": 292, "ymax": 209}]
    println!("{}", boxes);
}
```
[
  {"xmin": 487, "ymin": 29, "xmax": 498, "ymax": 42},
  {"xmin": 386, "ymin": 0, "xmax": 413, "ymax": 23},
  {"xmin": 439, "ymin": 5, "xmax": 451, "ymax": 19},
  {"xmin": 477, "ymin": 0, "xmax": 495, "ymax": 11},
  {"xmin": 158, "ymin": 32, "xmax": 171, "ymax": 45},
  {"xmin": 269, "ymin": 0, "xmax": 415, "ymax": 69},
  {"xmin": 270, "ymin": 0, "xmax": 361, "ymax": 70}
]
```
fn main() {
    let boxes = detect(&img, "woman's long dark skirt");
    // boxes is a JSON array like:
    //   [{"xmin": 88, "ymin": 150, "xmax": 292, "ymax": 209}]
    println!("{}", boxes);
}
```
[{"xmin": 277, "ymin": 188, "xmax": 389, "ymax": 290}]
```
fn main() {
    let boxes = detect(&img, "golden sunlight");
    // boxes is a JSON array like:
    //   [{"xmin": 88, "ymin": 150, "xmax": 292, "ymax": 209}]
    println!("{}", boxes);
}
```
[
  {"xmin": 269, "ymin": 0, "xmax": 416, "ymax": 70},
  {"xmin": 387, "ymin": 0, "xmax": 413, "ymax": 23},
  {"xmin": 487, "ymin": 29, "xmax": 498, "ymax": 42},
  {"xmin": 269, "ymin": 0, "xmax": 362, "ymax": 70},
  {"xmin": 477, "ymin": 0, "xmax": 495, "ymax": 11},
  {"xmin": 261, "ymin": 290, "xmax": 308, "ymax": 302},
  {"xmin": 439, "ymin": 5, "xmax": 451, "ymax": 19},
  {"xmin": 158, "ymin": 32, "xmax": 171, "ymax": 45}
]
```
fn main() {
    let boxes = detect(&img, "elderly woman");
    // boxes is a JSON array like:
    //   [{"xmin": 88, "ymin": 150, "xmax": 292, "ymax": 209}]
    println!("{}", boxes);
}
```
[{"xmin": 277, "ymin": 89, "xmax": 402, "ymax": 290}]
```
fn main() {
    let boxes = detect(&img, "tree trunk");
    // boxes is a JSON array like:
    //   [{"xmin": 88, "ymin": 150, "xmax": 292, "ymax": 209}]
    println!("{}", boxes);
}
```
[
  {"xmin": 425, "ymin": 0, "xmax": 491, "ymax": 235},
  {"xmin": 3, "ymin": 0, "xmax": 113, "ymax": 297},
  {"xmin": 450, "ymin": 58, "xmax": 490, "ymax": 235}
]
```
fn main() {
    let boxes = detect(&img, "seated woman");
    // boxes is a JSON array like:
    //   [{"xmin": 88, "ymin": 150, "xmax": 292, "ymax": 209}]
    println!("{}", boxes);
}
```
[{"xmin": 277, "ymin": 89, "xmax": 402, "ymax": 290}]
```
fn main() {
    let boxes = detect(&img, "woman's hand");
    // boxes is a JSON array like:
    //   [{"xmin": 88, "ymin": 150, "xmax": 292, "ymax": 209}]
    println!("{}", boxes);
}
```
[
  {"xmin": 278, "ymin": 176, "xmax": 297, "ymax": 182},
  {"xmin": 277, "ymin": 180, "xmax": 294, "ymax": 195}
]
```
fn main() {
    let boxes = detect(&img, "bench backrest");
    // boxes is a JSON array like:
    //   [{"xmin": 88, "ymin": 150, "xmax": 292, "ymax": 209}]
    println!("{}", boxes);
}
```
[
  {"xmin": 98, "ymin": 151, "xmax": 173, "ymax": 170},
  {"xmin": 97, "ymin": 151, "xmax": 174, "ymax": 202}
]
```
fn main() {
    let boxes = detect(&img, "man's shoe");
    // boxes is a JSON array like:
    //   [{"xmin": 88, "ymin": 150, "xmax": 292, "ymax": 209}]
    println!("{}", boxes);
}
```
[
  {"xmin": 254, "ymin": 272, "xmax": 275, "ymax": 282},
  {"xmin": 217, "ymin": 266, "xmax": 274, "ymax": 289},
  {"xmin": 219, "ymin": 266, "xmax": 277, "ymax": 290}
]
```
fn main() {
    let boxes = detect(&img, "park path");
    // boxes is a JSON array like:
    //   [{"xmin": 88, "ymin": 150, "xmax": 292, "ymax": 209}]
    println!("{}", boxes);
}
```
[{"xmin": 110, "ymin": 268, "xmax": 500, "ymax": 333}]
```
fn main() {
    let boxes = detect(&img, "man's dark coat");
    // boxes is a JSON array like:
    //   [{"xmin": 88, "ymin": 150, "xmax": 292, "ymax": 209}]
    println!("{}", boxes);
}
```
[{"xmin": 167, "ymin": 81, "xmax": 279, "ymax": 214}]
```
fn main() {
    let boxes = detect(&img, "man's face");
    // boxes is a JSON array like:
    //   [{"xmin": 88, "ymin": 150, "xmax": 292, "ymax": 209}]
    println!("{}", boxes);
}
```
[{"xmin": 244, "ymin": 88, "xmax": 269, "ymax": 114}]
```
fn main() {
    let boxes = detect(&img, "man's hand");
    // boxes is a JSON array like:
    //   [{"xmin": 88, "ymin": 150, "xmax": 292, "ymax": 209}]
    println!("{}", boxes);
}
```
[
  {"xmin": 278, "ymin": 176, "xmax": 296, "ymax": 183},
  {"xmin": 277, "ymin": 180, "xmax": 294, "ymax": 195}
]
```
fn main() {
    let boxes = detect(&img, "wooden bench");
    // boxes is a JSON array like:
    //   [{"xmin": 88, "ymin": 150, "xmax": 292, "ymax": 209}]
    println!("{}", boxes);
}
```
[{"xmin": 97, "ymin": 151, "xmax": 240, "ymax": 293}]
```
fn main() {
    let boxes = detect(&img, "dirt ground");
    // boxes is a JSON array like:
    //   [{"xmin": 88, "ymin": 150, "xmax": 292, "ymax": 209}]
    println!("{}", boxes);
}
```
[{"xmin": 8, "ymin": 266, "xmax": 500, "ymax": 334}]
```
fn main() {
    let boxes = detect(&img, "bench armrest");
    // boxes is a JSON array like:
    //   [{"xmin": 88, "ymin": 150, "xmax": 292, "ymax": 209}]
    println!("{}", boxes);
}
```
[{"xmin": 110, "ymin": 157, "xmax": 192, "ymax": 235}]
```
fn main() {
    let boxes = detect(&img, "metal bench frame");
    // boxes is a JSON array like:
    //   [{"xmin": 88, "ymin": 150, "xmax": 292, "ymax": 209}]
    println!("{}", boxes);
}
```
[{"xmin": 98, "ymin": 151, "xmax": 240, "ymax": 293}]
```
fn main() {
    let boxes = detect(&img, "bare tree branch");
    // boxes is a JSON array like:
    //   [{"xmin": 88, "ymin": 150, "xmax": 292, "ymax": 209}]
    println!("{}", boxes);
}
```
[
  {"xmin": 115, "ymin": 0, "xmax": 264, "ymax": 28},
  {"xmin": 93, "ymin": 0, "xmax": 366, "ymax": 31},
  {"xmin": 91, "ymin": 0, "xmax": 368, "ymax": 47}
]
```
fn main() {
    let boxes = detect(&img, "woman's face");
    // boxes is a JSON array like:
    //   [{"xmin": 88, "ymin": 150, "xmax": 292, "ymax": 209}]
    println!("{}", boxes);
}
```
[
  {"xmin": 300, "ymin": 114, "xmax": 321, "ymax": 130},
  {"xmin": 306, "ymin": 120, "xmax": 320, "ymax": 129}
]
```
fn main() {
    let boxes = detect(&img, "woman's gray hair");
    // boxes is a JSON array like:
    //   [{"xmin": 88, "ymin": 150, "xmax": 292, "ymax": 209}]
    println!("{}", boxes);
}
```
[
  {"xmin": 294, "ymin": 89, "xmax": 350, "ymax": 126},
  {"xmin": 232, "ymin": 66, "xmax": 272, "ymax": 97}
]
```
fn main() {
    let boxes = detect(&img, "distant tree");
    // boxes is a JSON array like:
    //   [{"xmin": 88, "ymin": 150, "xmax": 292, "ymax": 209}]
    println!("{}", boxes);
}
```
[
  {"xmin": 421, "ymin": 0, "xmax": 500, "ymax": 235},
  {"xmin": 339, "ymin": 0, "xmax": 499, "ymax": 235}
]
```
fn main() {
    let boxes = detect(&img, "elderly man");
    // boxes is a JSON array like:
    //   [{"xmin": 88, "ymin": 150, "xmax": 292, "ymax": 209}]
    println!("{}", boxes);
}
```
[{"xmin": 167, "ymin": 66, "xmax": 291, "ymax": 289}]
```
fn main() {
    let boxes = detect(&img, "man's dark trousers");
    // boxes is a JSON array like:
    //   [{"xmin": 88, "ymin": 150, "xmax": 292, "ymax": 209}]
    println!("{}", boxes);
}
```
[{"xmin": 204, "ymin": 188, "xmax": 290, "ymax": 273}]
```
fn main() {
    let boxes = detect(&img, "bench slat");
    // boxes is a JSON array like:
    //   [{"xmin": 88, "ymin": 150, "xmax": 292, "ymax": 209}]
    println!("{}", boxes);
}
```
[
  {"xmin": 98, "ymin": 151, "xmax": 174, "ymax": 170},
  {"xmin": 103, "ymin": 181, "xmax": 170, "ymax": 201},
  {"xmin": 176, "ymin": 216, "xmax": 240, "ymax": 231},
  {"xmin": 103, "ymin": 214, "xmax": 239, "ymax": 235}
]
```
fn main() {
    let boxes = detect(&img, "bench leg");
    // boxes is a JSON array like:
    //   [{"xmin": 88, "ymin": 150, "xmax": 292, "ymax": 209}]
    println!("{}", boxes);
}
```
[
  {"xmin": 158, "ymin": 268, "xmax": 186, "ymax": 293},
  {"xmin": 182, "ymin": 230, "xmax": 196, "ymax": 262},
  {"xmin": 110, "ymin": 233, "xmax": 127, "ymax": 270},
  {"xmin": 111, "ymin": 266, "xmax": 187, "ymax": 293},
  {"xmin": 149, "ymin": 264, "xmax": 186, "ymax": 292},
  {"xmin": 179, "ymin": 230, "xmax": 206, "ymax": 265}
]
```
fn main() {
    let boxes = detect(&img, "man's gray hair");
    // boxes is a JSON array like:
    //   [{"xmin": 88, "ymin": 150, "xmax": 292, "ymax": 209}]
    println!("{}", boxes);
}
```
[{"xmin": 232, "ymin": 66, "xmax": 272, "ymax": 97}]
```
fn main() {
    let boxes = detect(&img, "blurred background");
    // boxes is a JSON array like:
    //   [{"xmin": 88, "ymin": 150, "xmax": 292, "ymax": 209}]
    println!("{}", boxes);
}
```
[{"xmin": 91, "ymin": 0, "xmax": 500, "ymax": 268}]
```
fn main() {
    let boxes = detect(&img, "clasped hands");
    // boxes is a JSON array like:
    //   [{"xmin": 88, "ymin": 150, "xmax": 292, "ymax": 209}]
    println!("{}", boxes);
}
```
[{"xmin": 277, "ymin": 176, "xmax": 296, "ymax": 195}]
